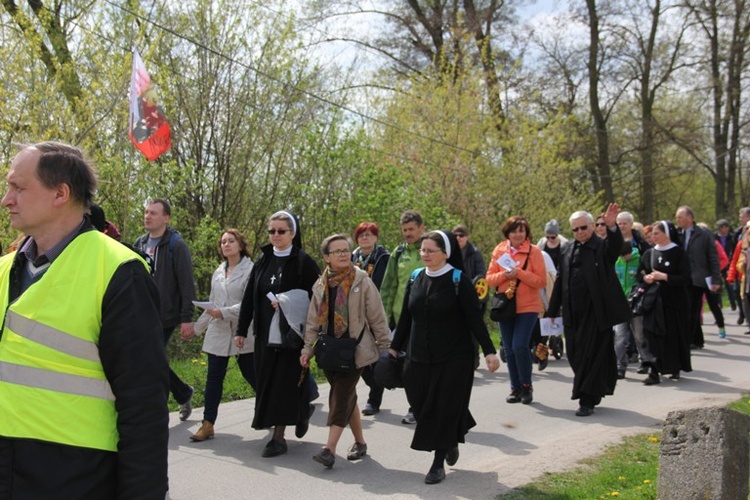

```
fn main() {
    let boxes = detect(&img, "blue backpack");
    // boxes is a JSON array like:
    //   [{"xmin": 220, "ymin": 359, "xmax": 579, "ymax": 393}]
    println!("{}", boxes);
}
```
[{"xmin": 409, "ymin": 267, "xmax": 462, "ymax": 295}]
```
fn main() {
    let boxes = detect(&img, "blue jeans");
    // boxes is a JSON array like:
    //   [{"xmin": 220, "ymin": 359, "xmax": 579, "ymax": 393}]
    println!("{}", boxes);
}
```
[
  {"xmin": 499, "ymin": 313, "xmax": 538, "ymax": 389},
  {"xmin": 204, "ymin": 353, "xmax": 256, "ymax": 424}
]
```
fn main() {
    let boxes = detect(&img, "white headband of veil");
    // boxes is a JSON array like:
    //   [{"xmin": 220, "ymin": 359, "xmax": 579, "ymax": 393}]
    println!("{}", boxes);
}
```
[
  {"xmin": 273, "ymin": 210, "xmax": 297, "ymax": 235},
  {"xmin": 661, "ymin": 220, "xmax": 670, "ymax": 240},
  {"xmin": 438, "ymin": 230, "xmax": 451, "ymax": 258}
]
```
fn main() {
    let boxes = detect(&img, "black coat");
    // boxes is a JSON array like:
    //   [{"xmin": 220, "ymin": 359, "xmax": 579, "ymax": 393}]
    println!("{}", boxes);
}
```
[
  {"xmin": 352, "ymin": 244, "xmax": 390, "ymax": 290},
  {"xmin": 461, "ymin": 243, "xmax": 487, "ymax": 281},
  {"xmin": 548, "ymin": 226, "xmax": 631, "ymax": 330}
]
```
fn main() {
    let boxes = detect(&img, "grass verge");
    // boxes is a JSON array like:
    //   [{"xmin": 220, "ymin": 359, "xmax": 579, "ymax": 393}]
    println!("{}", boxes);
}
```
[{"xmin": 499, "ymin": 394, "xmax": 750, "ymax": 499}]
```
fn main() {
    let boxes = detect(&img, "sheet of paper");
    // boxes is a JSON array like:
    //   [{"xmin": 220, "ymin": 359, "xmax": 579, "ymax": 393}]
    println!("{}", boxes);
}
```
[
  {"xmin": 496, "ymin": 253, "xmax": 518, "ymax": 271},
  {"xmin": 705, "ymin": 276, "xmax": 712, "ymax": 288},
  {"xmin": 540, "ymin": 317, "xmax": 563, "ymax": 337},
  {"xmin": 192, "ymin": 301, "xmax": 216, "ymax": 310},
  {"xmin": 266, "ymin": 292, "xmax": 278, "ymax": 302}
]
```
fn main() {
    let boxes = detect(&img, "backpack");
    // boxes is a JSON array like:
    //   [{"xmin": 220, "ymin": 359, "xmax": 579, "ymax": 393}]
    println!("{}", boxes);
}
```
[{"xmin": 409, "ymin": 267, "xmax": 462, "ymax": 295}]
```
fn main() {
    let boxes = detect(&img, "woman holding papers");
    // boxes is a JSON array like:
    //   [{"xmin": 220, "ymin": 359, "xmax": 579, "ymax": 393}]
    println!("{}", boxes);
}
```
[
  {"xmin": 190, "ymin": 229, "xmax": 255, "ymax": 442},
  {"xmin": 235, "ymin": 211, "xmax": 320, "ymax": 458},
  {"xmin": 300, "ymin": 234, "xmax": 391, "ymax": 469},
  {"xmin": 635, "ymin": 220, "xmax": 692, "ymax": 385},
  {"xmin": 487, "ymin": 217, "xmax": 546, "ymax": 405},
  {"xmin": 391, "ymin": 230, "xmax": 500, "ymax": 485}
]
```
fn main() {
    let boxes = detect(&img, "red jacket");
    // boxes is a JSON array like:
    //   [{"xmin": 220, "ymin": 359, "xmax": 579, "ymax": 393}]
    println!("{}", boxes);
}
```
[{"xmin": 486, "ymin": 239, "xmax": 546, "ymax": 314}]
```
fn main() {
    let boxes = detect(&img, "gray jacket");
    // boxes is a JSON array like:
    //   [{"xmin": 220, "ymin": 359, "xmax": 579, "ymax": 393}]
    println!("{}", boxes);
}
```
[
  {"xmin": 134, "ymin": 226, "xmax": 197, "ymax": 329},
  {"xmin": 681, "ymin": 224, "xmax": 722, "ymax": 288}
]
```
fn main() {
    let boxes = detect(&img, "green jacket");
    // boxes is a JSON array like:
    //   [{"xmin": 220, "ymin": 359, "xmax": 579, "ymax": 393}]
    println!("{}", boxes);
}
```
[
  {"xmin": 380, "ymin": 241, "xmax": 423, "ymax": 323},
  {"xmin": 615, "ymin": 246, "xmax": 641, "ymax": 294}
]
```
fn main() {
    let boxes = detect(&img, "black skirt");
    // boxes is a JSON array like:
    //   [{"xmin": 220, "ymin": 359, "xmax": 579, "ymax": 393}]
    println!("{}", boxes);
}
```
[{"xmin": 403, "ymin": 354, "xmax": 476, "ymax": 452}]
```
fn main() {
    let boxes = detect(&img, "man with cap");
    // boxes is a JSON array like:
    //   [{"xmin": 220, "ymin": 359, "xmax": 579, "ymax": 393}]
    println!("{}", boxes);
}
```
[{"xmin": 537, "ymin": 219, "xmax": 569, "ymax": 270}]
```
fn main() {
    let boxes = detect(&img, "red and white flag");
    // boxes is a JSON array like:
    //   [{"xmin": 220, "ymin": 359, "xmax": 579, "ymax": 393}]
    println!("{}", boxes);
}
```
[{"xmin": 129, "ymin": 48, "xmax": 171, "ymax": 161}]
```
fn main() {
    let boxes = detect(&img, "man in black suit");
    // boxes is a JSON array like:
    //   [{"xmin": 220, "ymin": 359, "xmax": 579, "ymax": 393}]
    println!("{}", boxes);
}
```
[{"xmin": 676, "ymin": 206, "xmax": 723, "ymax": 348}]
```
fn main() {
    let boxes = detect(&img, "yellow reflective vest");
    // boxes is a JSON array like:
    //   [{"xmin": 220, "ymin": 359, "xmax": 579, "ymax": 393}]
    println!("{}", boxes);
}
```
[{"xmin": 0, "ymin": 230, "xmax": 147, "ymax": 451}]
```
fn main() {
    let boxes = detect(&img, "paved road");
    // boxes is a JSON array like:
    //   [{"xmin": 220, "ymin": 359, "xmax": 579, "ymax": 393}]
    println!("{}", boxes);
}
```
[{"xmin": 166, "ymin": 310, "xmax": 750, "ymax": 499}]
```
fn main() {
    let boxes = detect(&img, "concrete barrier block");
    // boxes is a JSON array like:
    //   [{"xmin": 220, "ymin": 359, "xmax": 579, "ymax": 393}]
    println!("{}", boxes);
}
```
[{"xmin": 658, "ymin": 406, "xmax": 750, "ymax": 500}]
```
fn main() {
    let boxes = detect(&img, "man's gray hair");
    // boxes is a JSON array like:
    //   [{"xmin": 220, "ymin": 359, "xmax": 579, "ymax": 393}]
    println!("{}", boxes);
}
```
[
  {"xmin": 740, "ymin": 207, "xmax": 750, "ymax": 217},
  {"xmin": 616, "ymin": 211, "xmax": 634, "ymax": 224},
  {"xmin": 569, "ymin": 211, "xmax": 594, "ymax": 224}
]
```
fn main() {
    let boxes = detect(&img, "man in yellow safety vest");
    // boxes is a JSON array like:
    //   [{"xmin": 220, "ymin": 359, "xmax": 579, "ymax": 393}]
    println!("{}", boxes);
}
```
[{"xmin": 0, "ymin": 141, "xmax": 169, "ymax": 498}]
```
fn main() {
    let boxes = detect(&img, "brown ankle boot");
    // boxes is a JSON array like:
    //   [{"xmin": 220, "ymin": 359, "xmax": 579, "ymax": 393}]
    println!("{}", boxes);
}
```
[{"xmin": 190, "ymin": 420, "xmax": 215, "ymax": 442}]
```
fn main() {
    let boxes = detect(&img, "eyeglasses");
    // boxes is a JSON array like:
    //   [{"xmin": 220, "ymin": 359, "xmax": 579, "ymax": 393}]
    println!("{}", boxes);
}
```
[
  {"xmin": 596, "ymin": 222, "xmax": 607, "ymax": 227},
  {"xmin": 326, "ymin": 249, "xmax": 351, "ymax": 257},
  {"xmin": 453, "ymin": 233, "xmax": 467, "ymax": 238},
  {"xmin": 547, "ymin": 235, "xmax": 557, "ymax": 240},
  {"xmin": 420, "ymin": 248, "xmax": 443, "ymax": 255},
  {"xmin": 267, "ymin": 229, "xmax": 289, "ymax": 235},
  {"xmin": 358, "ymin": 232, "xmax": 374, "ymax": 238},
  {"xmin": 571, "ymin": 225, "xmax": 590, "ymax": 233}
]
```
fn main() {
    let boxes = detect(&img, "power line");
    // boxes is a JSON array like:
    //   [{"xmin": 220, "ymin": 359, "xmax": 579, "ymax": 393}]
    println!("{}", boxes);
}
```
[{"xmin": 98, "ymin": 0, "xmax": 480, "ymax": 157}]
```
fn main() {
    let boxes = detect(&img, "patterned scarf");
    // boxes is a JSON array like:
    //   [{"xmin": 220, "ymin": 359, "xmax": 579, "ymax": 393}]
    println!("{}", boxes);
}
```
[{"xmin": 316, "ymin": 264, "xmax": 356, "ymax": 338}]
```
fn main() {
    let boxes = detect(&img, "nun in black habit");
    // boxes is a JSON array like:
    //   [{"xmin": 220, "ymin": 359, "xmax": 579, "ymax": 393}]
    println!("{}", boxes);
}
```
[
  {"xmin": 636, "ymin": 220, "xmax": 692, "ymax": 384},
  {"xmin": 390, "ymin": 230, "xmax": 500, "ymax": 485},
  {"xmin": 235, "ymin": 210, "xmax": 320, "ymax": 458}
]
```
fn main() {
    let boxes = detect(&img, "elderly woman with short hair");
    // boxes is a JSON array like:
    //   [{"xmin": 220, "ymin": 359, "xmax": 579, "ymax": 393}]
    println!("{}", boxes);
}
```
[{"xmin": 301, "ymin": 234, "xmax": 391, "ymax": 469}]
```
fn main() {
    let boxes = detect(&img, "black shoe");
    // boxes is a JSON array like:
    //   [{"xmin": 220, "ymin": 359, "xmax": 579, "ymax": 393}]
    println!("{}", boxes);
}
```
[
  {"xmin": 669, "ymin": 372, "xmax": 680, "ymax": 380},
  {"xmin": 575, "ymin": 406, "xmax": 594, "ymax": 417},
  {"xmin": 313, "ymin": 447, "xmax": 335, "ymax": 468},
  {"xmin": 738, "ymin": 316, "xmax": 745, "ymax": 325},
  {"xmin": 446, "ymin": 446, "xmax": 459, "ymax": 466},
  {"xmin": 520, "ymin": 385, "xmax": 533, "ymax": 404},
  {"xmin": 731, "ymin": 303, "xmax": 737, "ymax": 311},
  {"xmin": 689, "ymin": 344, "xmax": 704, "ymax": 350},
  {"xmin": 617, "ymin": 370, "xmax": 625, "ymax": 380},
  {"xmin": 744, "ymin": 330, "xmax": 750, "ymax": 335},
  {"xmin": 538, "ymin": 356, "xmax": 548, "ymax": 371},
  {"xmin": 295, "ymin": 404, "xmax": 315, "ymax": 438},
  {"xmin": 262, "ymin": 439, "xmax": 287, "ymax": 458},
  {"xmin": 425, "ymin": 467, "xmax": 446, "ymax": 484},
  {"xmin": 643, "ymin": 373, "xmax": 661, "ymax": 385},
  {"xmin": 506, "ymin": 389, "xmax": 521, "ymax": 404},
  {"xmin": 362, "ymin": 403, "xmax": 379, "ymax": 416},
  {"xmin": 636, "ymin": 364, "xmax": 649, "ymax": 374}
]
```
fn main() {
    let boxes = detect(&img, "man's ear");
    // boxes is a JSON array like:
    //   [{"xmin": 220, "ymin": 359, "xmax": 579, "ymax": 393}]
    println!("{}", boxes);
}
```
[{"xmin": 52, "ymin": 183, "xmax": 71, "ymax": 207}]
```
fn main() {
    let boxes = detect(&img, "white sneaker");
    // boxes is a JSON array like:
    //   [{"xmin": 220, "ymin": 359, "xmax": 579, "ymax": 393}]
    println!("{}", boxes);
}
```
[{"xmin": 401, "ymin": 411, "xmax": 416, "ymax": 424}]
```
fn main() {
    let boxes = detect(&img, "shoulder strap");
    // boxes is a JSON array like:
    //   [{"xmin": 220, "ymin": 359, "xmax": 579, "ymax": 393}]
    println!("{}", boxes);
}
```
[
  {"xmin": 410, "ymin": 267, "xmax": 425, "ymax": 283},
  {"xmin": 452, "ymin": 268, "xmax": 461, "ymax": 295},
  {"xmin": 393, "ymin": 245, "xmax": 405, "ymax": 262}
]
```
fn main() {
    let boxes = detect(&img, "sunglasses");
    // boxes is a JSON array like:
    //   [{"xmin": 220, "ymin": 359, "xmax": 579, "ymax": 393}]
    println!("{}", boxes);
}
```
[
  {"xmin": 547, "ymin": 235, "xmax": 557, "ymax": 239},
  {"xmin": 596, "ymin": 222, "xmax": 607, "ymax": 227},
  {"xmin": 571, "ymin": 225, "xmax": 589, "ymax": 233},
  {"xmin": 267, "ymin": 229, "xmax": 289, "ymax": 235},
  {"xmin": 453, "ymin": 233, "xmax": 467, "ymax": 238}
]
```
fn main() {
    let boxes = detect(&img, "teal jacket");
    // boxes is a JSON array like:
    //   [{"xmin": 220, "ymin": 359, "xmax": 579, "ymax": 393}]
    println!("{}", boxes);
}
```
[
  {"xmin": 380, "ymin": 241, "xmax": 423, "ymax": 323},
  {"xmin": 615, "ymin": 246, "xmax": 641, "ymax": 294}
]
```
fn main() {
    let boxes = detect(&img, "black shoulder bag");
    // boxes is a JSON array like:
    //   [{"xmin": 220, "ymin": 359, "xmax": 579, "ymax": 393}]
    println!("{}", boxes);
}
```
[
  {"xmin": 314, "ymin": 288, "xmax": 365, "ymax": 372},
  {"xmin": 489, "ymin": 255, "xmax": 529, "ymax": 322}
]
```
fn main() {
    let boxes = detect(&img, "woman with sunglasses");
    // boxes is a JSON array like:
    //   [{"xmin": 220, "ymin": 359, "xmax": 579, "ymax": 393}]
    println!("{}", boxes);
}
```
[
  {"xmin": 391, "ymin": 230, "xmax": 500, "ymax": 485},
  {"xmin": 300, "ymin": 234, "xmax": 391, "ymax": 469},
  {"xmin": 235, "ymin": 211, "xmax": 320, "ymax": 458},
  {"xmin": 487, "ymin": 217, "xmax": 547, "ymax": 404}
]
